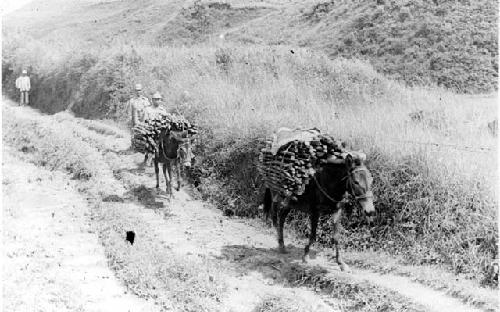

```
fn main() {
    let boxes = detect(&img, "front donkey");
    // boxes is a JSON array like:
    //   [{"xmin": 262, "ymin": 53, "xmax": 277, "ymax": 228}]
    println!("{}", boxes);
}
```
[
  {"xmin": 154, "ymin": 129, "xmax": 193, "ymax": 196},
  {"xmin": 263, "ymin": 154, "xmax": 375, "ymax": 271}
]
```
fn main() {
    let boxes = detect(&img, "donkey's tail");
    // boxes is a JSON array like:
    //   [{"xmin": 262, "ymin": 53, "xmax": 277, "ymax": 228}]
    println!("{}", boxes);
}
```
[{"xmin": 263, "ymin": 188, "xmax": 273, "ymax": 221}]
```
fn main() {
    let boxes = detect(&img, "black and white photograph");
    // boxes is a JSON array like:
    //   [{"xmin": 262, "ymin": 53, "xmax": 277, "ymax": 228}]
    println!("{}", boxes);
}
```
[{"xmin": 1, "ymin": 0, "xmax": 498, "ymax": 311}]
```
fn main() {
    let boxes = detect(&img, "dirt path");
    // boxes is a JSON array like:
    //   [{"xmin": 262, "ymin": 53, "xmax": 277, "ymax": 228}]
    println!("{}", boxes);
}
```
[
  {"xmin": 110, "ymin": 151, "xmax": 486, "ymax": 312},
  {"xmin": 108, "ymin": 153, "xmax": 338, "ymax": 312},
  {"xmin": 2, "ymin": 100, "xmax": 496, "ymax": 312},
  {"xmin": 2, "ymin": 147, "xmax": 158, "ymax": 312}
]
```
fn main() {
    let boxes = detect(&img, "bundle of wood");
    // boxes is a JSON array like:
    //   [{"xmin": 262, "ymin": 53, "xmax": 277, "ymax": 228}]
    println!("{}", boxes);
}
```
[
  {"xmin": 131, "ymin": 122, "xmax": 159, "ymax": 154},
  {"xmin": 131, "ymin": 113, "xmax": 198, "ymax": 154},
  {"xmin": 157, "ymin": 113, "xmax": 198, "ymax": 135},
  {"xmin": 257, "ymin": 133, "xmax": 347, "ymax": 198}
]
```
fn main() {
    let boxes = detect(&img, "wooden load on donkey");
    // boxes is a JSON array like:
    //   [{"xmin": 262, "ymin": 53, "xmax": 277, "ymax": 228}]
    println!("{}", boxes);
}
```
[
  {"xmin": 257, "ymin": 127, "xmax": 357, "ymax": 200},
  {"xmin": 257, "ymin": 127, "xmax": 375, "ymax": 271},
  {"xmin": 132, "ymin": 113, "xmax": 198, "ymax": 195},
  {"xmin": 131, "ymin": 113, "xmax": 198, "ymax": 154}
]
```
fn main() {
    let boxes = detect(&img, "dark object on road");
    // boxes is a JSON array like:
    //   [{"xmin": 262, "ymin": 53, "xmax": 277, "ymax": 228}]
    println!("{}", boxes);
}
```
[{"xmin": 126, "ymin": 231, "xmax": 135, "ymax": 245}]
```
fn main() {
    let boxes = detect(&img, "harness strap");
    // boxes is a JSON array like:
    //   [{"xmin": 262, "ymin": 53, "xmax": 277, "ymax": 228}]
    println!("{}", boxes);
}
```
[{"xmin": 312, "ymin": 175, "xmax": 347, "ymax": 205}]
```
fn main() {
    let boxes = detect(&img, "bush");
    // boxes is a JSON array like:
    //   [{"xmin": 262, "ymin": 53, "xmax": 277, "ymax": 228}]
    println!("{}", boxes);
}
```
[{"xmin": 2, "ymin": 40, "xmax": 497, "ymax": 285}]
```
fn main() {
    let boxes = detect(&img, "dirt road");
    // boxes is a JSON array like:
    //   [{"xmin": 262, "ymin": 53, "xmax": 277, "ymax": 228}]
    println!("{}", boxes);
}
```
[
  {"xmin": 2, "ymin": 100, "xmax": 497, "ymax": 311},
  {"xmin": 2, "ymin": 146, "xmax": 157, "ymax": 312},
  {"xmin": 111, "ymin": 154, "xmax": 485, "ymax": 312}
]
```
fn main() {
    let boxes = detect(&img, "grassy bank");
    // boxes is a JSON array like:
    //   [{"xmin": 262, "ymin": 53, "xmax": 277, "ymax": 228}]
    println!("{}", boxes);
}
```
[
  {"xmin": 2, "ymin": 104, "xmax": 229, "ymax": 311},
  {"xmin": 4, "ymin": 0, "xmax": 497, "ymax": 93},
  {"xmin": 3, "ymin": 103, "xmax": 444, "ymax": 312},
  {"xmin": 2, "ymin": 38, "xmax": 498, "ymax": 285}
]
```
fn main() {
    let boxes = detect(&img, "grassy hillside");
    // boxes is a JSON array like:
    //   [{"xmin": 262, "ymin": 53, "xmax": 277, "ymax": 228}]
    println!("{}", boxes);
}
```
[
  {"xmin": 2, "ymin": 33, "xmax": 498, "ymax": 285},
  {"xmin": 4, "ymin": 0, "xmax": 498, "ymax": 93},
  {"xmin": 2, "ymin": 0, "xmax": 498, "ymax": 286},
  {"xmin": 220, "ymin": 0, "xmax": 498, "ymax": 93}
]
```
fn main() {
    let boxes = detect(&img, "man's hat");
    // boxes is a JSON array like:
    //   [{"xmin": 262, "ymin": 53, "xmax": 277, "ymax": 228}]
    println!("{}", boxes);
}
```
[
  {"xmin": 152, "ymin": 92, "xmax": 162, "ymax": 99},
  {"xmin": 134, "ymin": 83, "xmax": 143, "ymax": 91},
  {"xmin": 22, "ymin": 69, "xmax": 27, "ymax": 74}
]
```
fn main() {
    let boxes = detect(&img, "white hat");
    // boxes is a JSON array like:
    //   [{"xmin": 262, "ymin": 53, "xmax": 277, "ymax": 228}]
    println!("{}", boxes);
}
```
[
  {"xmin": 152, "ymin": 91, "xmax": 162, "ymax": 99},
  {"xmin": 134, "ymin": 83, "xmax": 142, "ymax": 91},
  {"xmin": 22, "ymin": 69, "xmax": 27, "ymax": 74}
]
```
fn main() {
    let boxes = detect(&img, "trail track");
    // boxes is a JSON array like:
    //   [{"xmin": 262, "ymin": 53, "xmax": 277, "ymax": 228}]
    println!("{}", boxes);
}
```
[
  {"xmin": 2, "ymin": 100, "xmax": 497, "ymax": 312},
  {"xmin": 112, "ymin": 152, "xmax": 485, "ymax": 312},
  {"xmin": 2, "ymin": 146, "xmax": 157, "ymax": 312}
]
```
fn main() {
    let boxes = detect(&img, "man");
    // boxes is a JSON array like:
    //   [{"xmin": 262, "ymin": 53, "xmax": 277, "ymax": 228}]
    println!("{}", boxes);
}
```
[
  {"xmin": 128, "ymin": 83, "xmax": 150, "ymax": 129},
  {"xmin": 128, "ymin": 83, "xmax": 151, "ymax": 166},
  {"xmin": 144, "ymin": 91, "xmax": 167, "ymax": 121},
  {"xmin": 15, "ymin": 69, "xmax": 31, "ymax": 105}
]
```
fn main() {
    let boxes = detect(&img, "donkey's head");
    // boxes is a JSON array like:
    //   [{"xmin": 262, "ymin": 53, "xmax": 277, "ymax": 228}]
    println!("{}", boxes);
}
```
[
  {"xmin": 168, "ymin": 130, "xmax": 194, "ymax": 167},
  {"xmin": 344, "ymin": 154, "xmax": 375, "ymax": 222},
  {"xmin": 321, "ymin": 153, "xmax": 375, "ymax": 222}
]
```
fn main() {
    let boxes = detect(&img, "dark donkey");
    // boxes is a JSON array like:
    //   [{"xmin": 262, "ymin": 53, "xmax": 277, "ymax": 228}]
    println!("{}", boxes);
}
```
[
  {"xmin": 263, "ymin": 153, "xmax": 375, "ymax": 271},
  {"xmin": 154, "ymin": 129, "xmax": 193, "ymax": 196}
]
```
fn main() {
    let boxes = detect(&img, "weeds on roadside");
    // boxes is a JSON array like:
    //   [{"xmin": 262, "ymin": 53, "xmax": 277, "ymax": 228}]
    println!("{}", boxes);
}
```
[{"xmin": 3, "ymin": 37, "xmax": 497, "ymax": 286}]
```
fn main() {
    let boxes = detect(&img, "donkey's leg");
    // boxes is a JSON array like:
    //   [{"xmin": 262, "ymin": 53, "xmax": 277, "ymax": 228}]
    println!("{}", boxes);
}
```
[
  {"xmin": 154, "ymin": 159, "xmax": 160, "ymax": 189},
  {"xmin": 271, "ymin": 202, "xmax": 278, "ymax": 227},
  {"xmin": 176, "ymin": 161, "xmax": 181, "ymax": 191},
  {"xmin": 332, "ymin": 207, "xmax": 349, "ymax": 271},
  {"xmin": 166, "ymin": 161, "xmax": 173, "ymax": 196},
  {"xmin": 277, "ymin": 207, "xmax": 291, "ymax": 253},
  {"xmin": 302, "ymin": 210, "xmax": 319, "ymax": 263},
  {"xmin": 163, "ymin": 162, "xmax": 170, "ymax": 195}
]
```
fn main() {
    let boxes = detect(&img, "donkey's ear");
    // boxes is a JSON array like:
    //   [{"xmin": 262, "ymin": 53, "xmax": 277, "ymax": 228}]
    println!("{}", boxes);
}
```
[{"xmin": 345, "ymin": 154, "xmax": 354, "ymax": 168}]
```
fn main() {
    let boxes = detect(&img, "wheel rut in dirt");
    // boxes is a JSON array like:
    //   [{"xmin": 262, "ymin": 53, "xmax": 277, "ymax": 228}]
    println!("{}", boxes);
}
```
[
  {"xmin": 4, "ymin": 100, "xmax": 495, "ymax": 312},
  {"xmin": 2, "ymin": 146, "xmax": 157, "ymax": 312},
  {"xmin": 110, "ymin": 149, "xmax": 487, "ymax": 312}
]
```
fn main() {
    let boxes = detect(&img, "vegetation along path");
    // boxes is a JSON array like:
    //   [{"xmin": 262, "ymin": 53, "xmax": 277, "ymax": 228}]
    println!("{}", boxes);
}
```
[
  {"xmin": 3, "ymin": 99, "xmax": 497, "ymax": 311},
  {"xmin": 2, "ymin": 146, "xmax": 158, "ymax": 312}
]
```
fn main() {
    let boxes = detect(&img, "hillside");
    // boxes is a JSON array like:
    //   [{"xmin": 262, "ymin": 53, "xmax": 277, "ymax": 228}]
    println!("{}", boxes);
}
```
[
  {"xmin": 2, "ymin": 0, "xmax": 498, "ymax": 295},
  {"xmin": 3, "ymin": 0, "xmax": 498, "ymax": 93}
]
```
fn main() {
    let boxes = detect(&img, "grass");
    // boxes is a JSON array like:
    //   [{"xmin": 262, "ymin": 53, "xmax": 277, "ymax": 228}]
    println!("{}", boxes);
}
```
[
  {"xmin": 344, "ymin": 250, "xmax": 499, "ymax": 312},
  {"xmin": 4, "ymin": 0, "xmax": 497, "ymax": 93},
  {"xmin": 2, "ymin": 104, "xmax": 228, "ymax": 311},
  {"xmin": 2, "ymin": 102, "xmax": 441, "ymax": 312},
  {"xmin": 2, "ymin": 37, "xmax": 498, "ymax": 286},
  {"xmin": 95, "ymin": 202, "xmax": 226, "ymax": 311}
]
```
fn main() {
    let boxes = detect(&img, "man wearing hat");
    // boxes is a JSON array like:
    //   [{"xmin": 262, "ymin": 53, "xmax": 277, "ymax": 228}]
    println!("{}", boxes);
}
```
[
  {"xmin": 15, "ymin": 69, "xmax": 31, "ymax": 106},
  {"xmin": 128, "ymin": 83, "xmax": 151, "ymax": 129},
  {"xmin": 144, "ymin": 91, "xmax": 167, "ymax": 121}
]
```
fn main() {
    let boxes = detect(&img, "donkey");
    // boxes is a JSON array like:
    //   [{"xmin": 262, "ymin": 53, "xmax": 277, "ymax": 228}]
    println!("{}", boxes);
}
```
[
  {"xmin": 263, "ymin": 154, "xmax": 375, "ymax": 271},
  {"xmin": 154, "ymin": 129, "xmax": 193, "ymax": 196}
]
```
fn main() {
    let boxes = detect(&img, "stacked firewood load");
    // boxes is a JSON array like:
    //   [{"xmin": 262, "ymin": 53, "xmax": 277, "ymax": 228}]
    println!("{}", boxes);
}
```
[
  {"xmin": 131, "ymin": 113, "xmax": 198, "ymax": 154},
  {"xmin": 257, "ymin": 132, "xmax": 347, "ymax": 198}
]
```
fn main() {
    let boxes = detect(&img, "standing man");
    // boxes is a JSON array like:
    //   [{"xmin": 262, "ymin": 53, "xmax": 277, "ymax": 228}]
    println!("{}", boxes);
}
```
[
  {"xmin": 15, "ymin": 69, "xmax": 31, "ymax": 106},
  {"xmin": 128, "ymin": 83, "xmax": 151, "ymax": 166},
  {"xmin": 128, "ymin": 83, "xmax": 151, "ymax": 129},
  {"xmin": 144, "ymin": 91, "xmax": 167, "ymax": 121}
]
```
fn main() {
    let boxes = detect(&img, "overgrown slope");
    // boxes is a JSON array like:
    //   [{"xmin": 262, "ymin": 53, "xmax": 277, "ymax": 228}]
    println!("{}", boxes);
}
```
[
  {"xmin": 2, "ymin": 0, "xmax": 498, "ymax": 287},
  {"xmin": 3, "ymin": 36, "xmax": 497, "ymax": 285},
  {"xmin": 236, "ymin": 0, "xmax": 498, "ymax": 93},
  {"xmin": 4, "ymin": 0, "xmax": 498, "ymax": 92}
]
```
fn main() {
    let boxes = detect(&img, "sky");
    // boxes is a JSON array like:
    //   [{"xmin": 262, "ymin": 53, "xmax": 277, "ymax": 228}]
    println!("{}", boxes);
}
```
[{"xmin": 2, "ymin": 0, "xmax": 35, "ymax": 16}]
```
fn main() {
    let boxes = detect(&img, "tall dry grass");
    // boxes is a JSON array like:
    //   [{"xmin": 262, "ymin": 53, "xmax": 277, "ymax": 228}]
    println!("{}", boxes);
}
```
[{"xmin": 2, "ymin": 36, "xmax": 498, "ymax": 284}]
